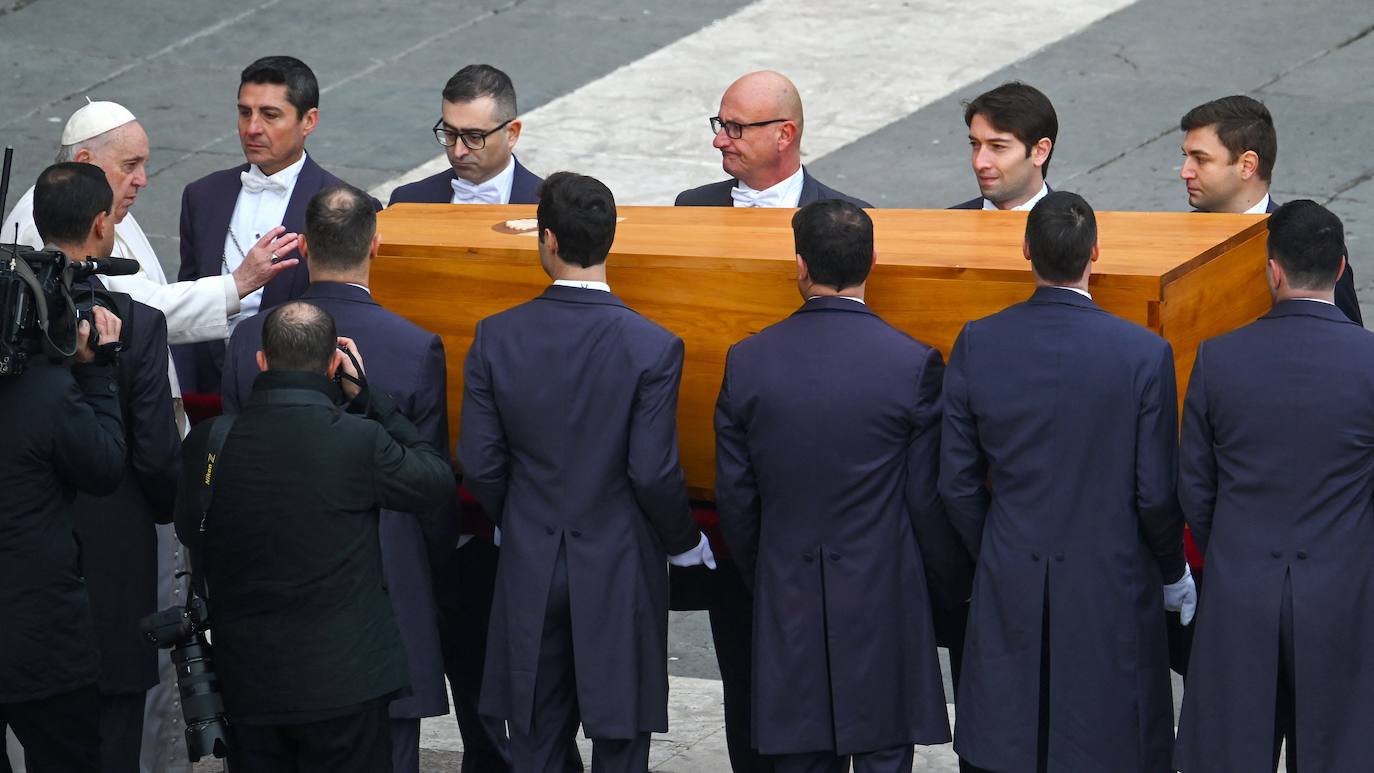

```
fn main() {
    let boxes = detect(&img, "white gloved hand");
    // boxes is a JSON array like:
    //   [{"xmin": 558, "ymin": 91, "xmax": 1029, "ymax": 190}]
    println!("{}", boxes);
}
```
[
  {"xmin": 668, "ymin": 532, "xmax": 717, "ymax": 570},
  {"xmin": 1163, "ymin": 563, "xmax": 1198, "ymax": 626}
]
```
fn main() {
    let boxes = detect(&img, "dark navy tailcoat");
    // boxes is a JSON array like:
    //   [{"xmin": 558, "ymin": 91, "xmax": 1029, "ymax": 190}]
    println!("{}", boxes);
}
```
[
  {"xmin": 939, "ymin": 287, "xmax": 1185, "ymax": 773},
  {"xmin": 1175, "ymin": 299, "xmax": 1374, "ymax": 772},
  {"xmin": 674, "ymin": 167, "xmax": 871, "ymax": 208},
  {"xmin": 386, "ymin": 157, "xmax": 543, "ymax": 206}
]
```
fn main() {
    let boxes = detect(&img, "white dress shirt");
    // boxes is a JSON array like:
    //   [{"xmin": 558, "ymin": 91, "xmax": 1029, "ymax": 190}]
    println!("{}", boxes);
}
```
[
  {"xmin": 1050, "ymin": 285, "xmax": 1092, "ymax": 300},
  {"xmin": 1243, "ymin": 194, "xmax": 1272, "ymax": 215},
  {"xmin": 552, "ymin": 279, "xmax": 611, "ymax": 293},
  {"xmin": 732, "ymin": 166, "xmax": 805, "ymax": 208},
  {"xmin": 807, "ymin": 295, "xmax": 866, "ymax": 304},
  {"xmin": 984, "ymin": 182, "xmax": 1050, "ymax": 211},
  {"xmin": 222, "ymin": 152, "xmax": 308, "ymax": 333},
  {"xmin": 451, "ymin": 157, "xmax": 516, "ymax": 205}
]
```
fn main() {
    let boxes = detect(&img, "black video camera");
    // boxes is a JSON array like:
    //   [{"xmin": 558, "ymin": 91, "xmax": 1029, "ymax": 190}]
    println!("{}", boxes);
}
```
[
  {"xmin": 141, "ymin": 596, "xmax": 232, "ymax": 762},
  {"xmin": 0, "ymin": 147, "xmax": 140, "ymax": 375}
]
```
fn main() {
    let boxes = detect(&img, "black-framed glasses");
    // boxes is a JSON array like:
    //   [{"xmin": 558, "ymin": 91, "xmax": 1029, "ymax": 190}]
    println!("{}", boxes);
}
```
[
  {"xmin": 433, "ymin": 118, "xmax": 513, "ymax": 150},
  {"xmin": 709, "ymin": 116, "xmax": 788, "ymax": 139}
]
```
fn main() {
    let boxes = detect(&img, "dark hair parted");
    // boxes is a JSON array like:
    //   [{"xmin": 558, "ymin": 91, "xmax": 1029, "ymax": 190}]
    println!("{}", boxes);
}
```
[
  {"xmin": 792, "ymin": 200, "xmax": 874, "ymax": 291},
  {"xmin": 1180, "ymin": 95, "xmax": 1276, "ymax": 182},
  {"xmin": 1267, "ymin": 200, "xmax": 1345, "ymax": 291},
  {"xmin": 536, "ymin": 172, "xmax": 617, "ymax": 268},
  {"xmin": 1025, "ymin": 191, "xmax": 1097, "ymax": 284},
  {"xmin": 963, "ymin": 82, "xmax": 1059, "ymax": 176},
  {"xmin": 304, "ymin": 185, "xmax": 376, "ymax": 272},
  {"xmin": 241, "ymin": 56, "xmax": 319, "ymax": 118},
  {"xmin": 33, "ymin": 162, "xmax": 113, "ymax": 246},
  {"xmin": 443, "ymin": 65, "xmax": 517, "ymax": 121},
  {"xmin": 262, "ymin": 301, "xmax": 337, "ymax": 375}
]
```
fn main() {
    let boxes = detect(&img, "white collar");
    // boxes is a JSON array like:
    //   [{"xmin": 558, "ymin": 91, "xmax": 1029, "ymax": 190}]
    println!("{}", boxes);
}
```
[
  {"xmin": 1050, "ymin": 286, "xmax": 1093, "ymax": 300},
  {"xmin": 552, "ymin": 279, "xmax": 611, "ymax": 293},
  {"xmin": 346, "ymin": 282, "xmax": 371, "ymax": 295},
  {"xmin": 807, "ymin": 295, "xmax": 866, "ymax": 305},
  {"xmin": 732, "ymin": 166, "xmax": 806, "ymax": 209},
  {"xmin": 984, "ymin": 181, "xmax": 1050, "ymax": 212},
  {"xmin": 1290, "ymin": 296, "xmax": 1336, "ymax": 306},
  {"xmin": 451, "ymin": 157, "xmax": 516, "ymax": 205},
  {"xmin": 245, "ymin": 151, "xmax": 308, "ymax": 192},
  {"xmin": 1243, "ymin": 193, "xmax": 1272, "ymax": 215}
]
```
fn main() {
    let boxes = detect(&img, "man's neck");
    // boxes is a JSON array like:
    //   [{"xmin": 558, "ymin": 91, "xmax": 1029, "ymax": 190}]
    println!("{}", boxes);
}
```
[
  {"xmin": 50, "ymin": 240, "xmax": 96, "ymax": 262},
  {"xmin": 1034, "ymin": 273, "xmax": 1089, "ymax": 293},
  {"xmin": 258, "ymin": 148, "xmax": 305, "ymax": 177},
  {"xmin": 1276, "ymin": 287, "xmax": 1336, "ymax": 304},
  {"xmin": 548, "ymin": 263, "xmax": 608, "ymax": 284},
  {"xmin": 310, "ymin": 269, "xmax": 369, "ymax": 288},
  {"xmin": 993, "ymin": 176, "xmax": 1046, "ymax": 211},
  {"xmin": 1214, "ymin": 185, "xmax": 1269, "ymax": 214},
  {"xmin": 805, "ymin": 282, "xmax": 865, "ymax": 302},
  {"xmin": 740, "ymin": 158, "xmax": 802, "ymax": 192}
]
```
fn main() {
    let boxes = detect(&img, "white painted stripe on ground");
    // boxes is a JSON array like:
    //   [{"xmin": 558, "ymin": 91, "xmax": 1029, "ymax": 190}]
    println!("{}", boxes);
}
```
[{"xmin": 372, "ymin": 0, "xmax": 1137, "ymax": 206}]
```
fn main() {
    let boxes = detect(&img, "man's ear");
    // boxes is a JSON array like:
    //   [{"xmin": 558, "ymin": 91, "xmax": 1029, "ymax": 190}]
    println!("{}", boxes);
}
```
[
  {"xmin": 506, "ymin": 118, "xmax": 523, "ymax": 151},
  {"xmin": 1089, "ymin": 241, "xmax": 1100, "ymax": 264},
  {"xmin": 298, "ymin": 235, "xmax": 310, "ymax": 260},
  {"xmin": 541, "ymin": 228, "xmax": 559, "ymax": 257},
  {"xmin": 1032, "ymin": 137, "xmax": 1053, "ymax": 169},
  {"xmin": 91, "ymin": 210, "xmax": 112, "ymax": 245},
  {"xmin": 369, "ymin": 230, "xmax": 381, "ymax": 259},
  {"xmin": 1022, "ymin": 239, "xmax": 1032, "ymax": 263},
  {"xmin": 1238, "ymin": 149, "xmax": 1260, "ymax": 181},
  {"xmin": 300, "ymin": 107, "xmax": 320, "ymax": 138},
  {"xmin": 796, "ymin": 253, "xmax": 809, "ymax": 283},
  {"xmin": 255, "ymin": 350, "xmax": 268, "ymax": 372}
]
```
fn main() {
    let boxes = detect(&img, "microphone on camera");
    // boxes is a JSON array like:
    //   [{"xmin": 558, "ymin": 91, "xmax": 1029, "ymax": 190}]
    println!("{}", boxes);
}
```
[{"xmin": 82, "ymin": 256, "xmax": 142, "ymax": 276}]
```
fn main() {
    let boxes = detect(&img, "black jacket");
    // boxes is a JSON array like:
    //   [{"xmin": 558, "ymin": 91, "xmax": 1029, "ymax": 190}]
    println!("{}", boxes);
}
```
[
  {"xmin": 174, "ymin": 371, "xmax": 453, "ymax": 723},
  {"xmin": 0, "ymin": 360, "xmax": 125, "ymax": 702},
  {"xmin": 72, "ymin": 289, "xmax": 180, "ymax": 695}
]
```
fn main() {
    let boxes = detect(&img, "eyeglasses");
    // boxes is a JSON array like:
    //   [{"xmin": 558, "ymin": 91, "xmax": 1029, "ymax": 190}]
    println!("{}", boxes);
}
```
[
  {"xmin": 709, "ymin": 116, "xmax": 788, "ymax": 139},
  {"xmin": 433, "ymin": 118, "xmax": 513, "ymax": 150}
]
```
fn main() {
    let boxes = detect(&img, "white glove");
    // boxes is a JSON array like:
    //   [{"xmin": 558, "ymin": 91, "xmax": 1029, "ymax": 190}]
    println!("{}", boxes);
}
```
[
  {"xmin": 1163, "ymin": 563, "xmax": 1198, "ymax": 626},
  {"xmin": 668, "ymin": 532, "xmax": 717, "ymax": 570}
]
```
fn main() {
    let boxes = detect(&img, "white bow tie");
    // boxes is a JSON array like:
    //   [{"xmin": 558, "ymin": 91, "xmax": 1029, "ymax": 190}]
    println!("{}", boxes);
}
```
[
  {"xmin": 451, "ymin": 177, "xmax": 504, "ymax": 205},
  {"xmin": 730, "ymin": 185, "xmax": 781, "ymax": 208},
  {"xmin": 240, "ymin": 169, "xmax": 288, "ymax": 195}
]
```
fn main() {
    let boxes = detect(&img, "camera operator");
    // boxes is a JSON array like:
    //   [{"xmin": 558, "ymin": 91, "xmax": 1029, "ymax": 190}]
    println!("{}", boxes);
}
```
[
  {"xmin": 173, "ymin": 301, "xmax": 454, "ymax": 772},
  {"xmin": 29, "ymin": 161, "xmax": 182, "ymax": 773},
  {"xmin": 0, "ymin": 302, "xmax": 125, "ymax": 773}
]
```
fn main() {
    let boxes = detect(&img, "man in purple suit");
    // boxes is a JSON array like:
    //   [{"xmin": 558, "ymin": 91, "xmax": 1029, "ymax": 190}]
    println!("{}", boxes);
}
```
[
  {"xmin": 950, "ymin": 82, "xmax": 1056, "ymax": 211},
  {"xmin": 219, "ymin": 185, "xmax": 454, "ymax": 773},
  {"xmin": 459, "ymin": 172, "xmax": 714, "ymax": 773},
  {"xmin": 389, "ymin": 64, "xmax": 543, "ymax": 207},
  {"xmin": 175, "ymin": 55, "xmax": 377, "ymax": 395},
  {"xmin": 1179, "ymin": 95, "xmax": 1361, "ymax": 324},
  {"xmin": 715, "ymin": 200, "xmax": 971, "ymax": 773}
]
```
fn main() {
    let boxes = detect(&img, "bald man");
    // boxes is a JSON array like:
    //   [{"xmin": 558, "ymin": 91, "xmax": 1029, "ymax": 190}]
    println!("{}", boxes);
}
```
[
  {"xmin": 676, "ymin": 71, "xmax": 870, "ymax": 208},
  {"xmin": 673, "ymin": 70, "xmax": 875, "ymax": 773}
]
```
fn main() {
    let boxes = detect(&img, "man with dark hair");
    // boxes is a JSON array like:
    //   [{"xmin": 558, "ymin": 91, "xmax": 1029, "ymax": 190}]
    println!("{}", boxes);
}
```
[
  {"xmin": 940, "ymin": 191, "xmax": 1194, "ymax": 773},
  {"xmin": 951, "ymin": 82, "xmax": 1057, "ymax": 211},
  {"xmin": 0, "ymin": 167, "xmax": 126, "ymax": 773},
  {"xmin": 389, "ymin": 64, "xmax": 543, "ymax": 206},
  {"xmin": 677, "ymin": 71, "xmax": 870, "ymax": 208},
  {"xmin": 460, "ymin": 171, "xmax": 713, "ymax": 773},
  {"xmin": 714, "ymin": 199, "xmax": 971, "ymax": 773},
  {"xmin": 1180, "ymin": 95, "xmax": 1361, "ymax": 324},
  {"xmin": 175, "ymin": 55, "xmax": 379, "ymax": 396},
  {"xmin": 1175, "ymin": 201, "xmax": 1374, "ymax": 773},
  {"xmin": 175, "ymin": 300, "xmax": 453, "ymax": 773},
  {"xmin": 221, "ymin": 185, "xmax": 455, "ymax": 773},
  {"xmin": 33, "ymin": 162, "xmax": 181, "ymax": 773}
]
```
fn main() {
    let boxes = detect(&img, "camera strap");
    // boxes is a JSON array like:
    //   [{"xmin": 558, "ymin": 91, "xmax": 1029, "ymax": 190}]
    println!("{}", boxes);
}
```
[
  {"xmin": 188, "ymin": 414, "xmax": 236, "ymax": 605},
  {"xmin": 197, "ymin": 415, "xmax": 237, "ymax": 534}
]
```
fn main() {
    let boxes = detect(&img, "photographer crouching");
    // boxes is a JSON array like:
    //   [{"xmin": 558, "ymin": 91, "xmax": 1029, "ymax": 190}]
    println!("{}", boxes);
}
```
[
  {"xmin": 0, "ymin": 194, "xmax": 128, "ymax": 769},
  {"xmin": 172, "ymin": 301, "xmax": 454, "ymax": 771}
]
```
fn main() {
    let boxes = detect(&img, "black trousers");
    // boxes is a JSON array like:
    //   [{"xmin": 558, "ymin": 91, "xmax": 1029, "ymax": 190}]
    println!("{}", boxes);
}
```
[
  {"xmin": 774, "ymin": 744, "xmax": 914, "ymax": 773},
  {"xmin": 707, "ymin": 561, "xmax": 775, "ymax": 773},
  {"xmin": 1273, "ymin": 573, "xmax": 1298, "ymax": 773},
  {"xmin": 99, "ymin": 690, "xmax": 148, "ymax": 773},
  {"xmin": 0, "ymin": 683, "xmax": 101, "ymax": 773},
  {"xmin": 391, "ymin": 717, "xmax": 420, "ymax": 773},
  {"xmin": 434, "ymin": 537, "xmax": 583, "ymax": 773},
  {"xmin": 509, "ymin": 543, "xmax": 649, "ymax": 773},
  {"xmin": 230, "ymin": 701, "xmax": 392, "ymax": 773}
]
